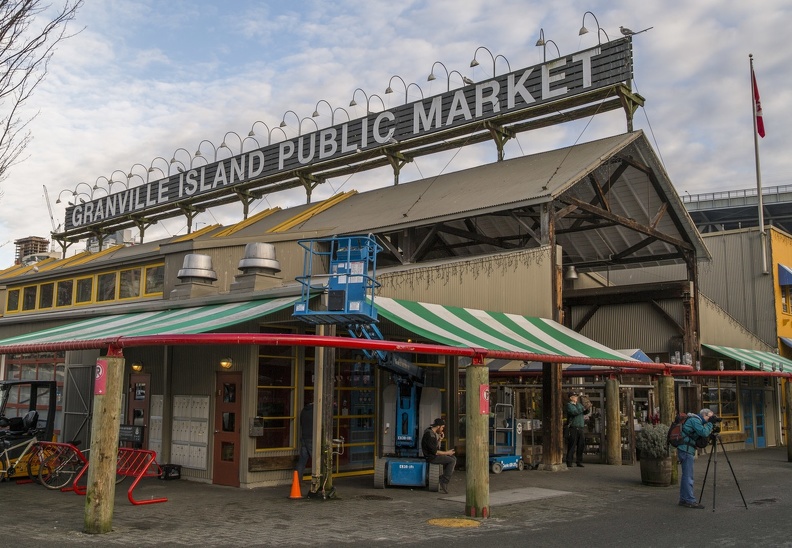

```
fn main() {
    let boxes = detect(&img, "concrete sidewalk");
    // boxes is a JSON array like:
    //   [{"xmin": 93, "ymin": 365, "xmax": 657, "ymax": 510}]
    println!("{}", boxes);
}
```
[{"xmin": 4, "ymin": 447, "xmax": 791, "ymax": 547}]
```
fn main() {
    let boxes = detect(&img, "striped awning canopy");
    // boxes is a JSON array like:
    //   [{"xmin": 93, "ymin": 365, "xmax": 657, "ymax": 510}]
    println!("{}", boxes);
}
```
[
  {"xmin": 779, "ymin": 264, "xmax": 792, "ymax": 286},
  {"xmin": 702, "ymin": 343, "xmax": 792, "ymax": 371},
  {"xmin": 0, "ymin": 297, "xmax": 298, "ymax": 346},
  {"xmin": 373, "ymin": 297, "xmax": 636, "ymax": 363}
]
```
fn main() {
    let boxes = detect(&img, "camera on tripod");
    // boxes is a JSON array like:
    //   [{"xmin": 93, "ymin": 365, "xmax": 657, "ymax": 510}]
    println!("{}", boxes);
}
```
[{"xmin": 709, "ymin": 414, "xmax": 722, "ymax": 437}]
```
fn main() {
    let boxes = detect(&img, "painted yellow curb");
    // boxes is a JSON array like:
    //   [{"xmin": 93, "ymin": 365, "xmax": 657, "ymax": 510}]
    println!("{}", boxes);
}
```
[{"xmin": 427, "ymin": 518, "xmax": 481, "ymax": 528}]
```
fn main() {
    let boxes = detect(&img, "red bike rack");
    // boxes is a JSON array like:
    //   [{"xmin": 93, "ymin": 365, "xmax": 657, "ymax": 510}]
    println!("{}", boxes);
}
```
[{"xmin": 72, "ymin": 447, "xmax": 167, "ymax": 505}]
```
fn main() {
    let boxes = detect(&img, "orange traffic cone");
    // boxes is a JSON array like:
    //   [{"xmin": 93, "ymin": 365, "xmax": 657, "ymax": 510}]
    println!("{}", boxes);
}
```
[{"xmin": 289, "ymin": 470, "xmax": 302, "ymax": 499}]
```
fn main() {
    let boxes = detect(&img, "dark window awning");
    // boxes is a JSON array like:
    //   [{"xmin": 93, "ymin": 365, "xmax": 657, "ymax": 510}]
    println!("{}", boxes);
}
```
[
  {"xmin": 373, "ymin": 297, "xmax": 636, "ymax": 363},
  {"xmin": 702, "ymin": 343, "xmax": 792, "ymax": 371},
  {"xmin": 0, "ymin": 297, "xmax": 299, "ymax": 347},
  {"xmin": 779, "ymin": 264, "xmax": 792, "ymax": 286}
]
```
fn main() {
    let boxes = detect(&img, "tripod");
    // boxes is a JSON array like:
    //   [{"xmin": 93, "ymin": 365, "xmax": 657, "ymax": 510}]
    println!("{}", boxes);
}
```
[{"xmin": 698, "ymin": 433, "xmax": 748, "ymax": 511}]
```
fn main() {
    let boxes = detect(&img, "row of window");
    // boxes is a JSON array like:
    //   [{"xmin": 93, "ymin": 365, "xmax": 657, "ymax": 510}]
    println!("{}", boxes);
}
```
[{"xmin": 5, "ymin": 264, "xmax": 164, "ymax": 313}]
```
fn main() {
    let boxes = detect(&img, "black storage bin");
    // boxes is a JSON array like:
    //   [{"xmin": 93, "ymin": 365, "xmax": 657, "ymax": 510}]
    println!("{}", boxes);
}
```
[{"xmin": 159, "ymin": 464, "xmax": 182, "ymax": 480}]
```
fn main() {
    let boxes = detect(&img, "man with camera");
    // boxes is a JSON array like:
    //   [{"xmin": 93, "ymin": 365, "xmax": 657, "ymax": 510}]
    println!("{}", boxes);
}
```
[{"xmin": 677, "ymin": 408, "xmax": 720, "ymax": 508}]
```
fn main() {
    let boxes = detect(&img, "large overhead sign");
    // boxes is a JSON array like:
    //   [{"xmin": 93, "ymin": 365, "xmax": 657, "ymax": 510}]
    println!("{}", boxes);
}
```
[{"xmin": 63, "ymin": 38, "xmax": 632, "ymax": 233}]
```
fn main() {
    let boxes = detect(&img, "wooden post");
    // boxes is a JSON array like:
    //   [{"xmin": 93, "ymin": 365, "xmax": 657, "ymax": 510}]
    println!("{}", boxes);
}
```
[
  {"xmin": 321, "ymin": 325, "xmax": 336, "ymax": 494},
  {"xmin": 465, "ymin": 363, "xmax": 490, "ymax": 518},
  {"xmin": 658, "ymin": 374, "xmax": 677, "ymax": 483},
  {"xmin": 605, "ymin": 377, "xmax": 621, "ymax": 465},
  {"xmin": 541, "ymin": 362, "xmax": 564, "ymax": 470},
  {"xmin": 84, "ymin": 356, "xmax": 123, "ymax": 534}
]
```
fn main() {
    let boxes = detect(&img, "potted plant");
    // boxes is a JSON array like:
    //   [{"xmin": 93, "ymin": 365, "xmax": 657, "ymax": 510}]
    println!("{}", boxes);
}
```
[{"xmin": 635, "ymin": 423, "xmax": 672, "ymax": 486}]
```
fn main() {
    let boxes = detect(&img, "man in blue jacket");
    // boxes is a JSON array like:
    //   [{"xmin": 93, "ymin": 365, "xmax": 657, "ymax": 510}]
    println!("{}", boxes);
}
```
[{"xmin": 677, "ymin": 408, "xmax": 716, "ymax": 509}]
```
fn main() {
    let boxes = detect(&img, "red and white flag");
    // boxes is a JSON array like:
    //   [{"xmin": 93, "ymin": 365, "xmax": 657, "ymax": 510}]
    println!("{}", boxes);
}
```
[{"xmin": 752, "ymin": 68, "xmax": 765, "ymax": 138}]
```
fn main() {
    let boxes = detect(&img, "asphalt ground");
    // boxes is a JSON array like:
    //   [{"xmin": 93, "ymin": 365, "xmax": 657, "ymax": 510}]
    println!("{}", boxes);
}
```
[{"xmin": 3, "ymin": 446, "xmax": 792, "ymax": 548}]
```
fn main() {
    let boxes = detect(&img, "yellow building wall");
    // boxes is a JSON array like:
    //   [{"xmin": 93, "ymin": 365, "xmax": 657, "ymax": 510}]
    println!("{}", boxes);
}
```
[{"xmin": 770, "ymin": 228, "xmax": 792, "ymax": 353}]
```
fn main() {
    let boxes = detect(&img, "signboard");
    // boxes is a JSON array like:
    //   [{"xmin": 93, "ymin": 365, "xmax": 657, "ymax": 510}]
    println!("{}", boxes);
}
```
[
  {"xmin": 480, "ymin": 384, "xmax": 490, "ymax": 415},
  {"xmin": 119, "ymin": 424, "xmax": 145, "ymax": 444},
  {"xmin": 62, "ymin": 39, "xmax": 632, "ymax": 233},
  {"xmin": 94, "ymin": 359, "xmax": 107, "ymax": 395}
]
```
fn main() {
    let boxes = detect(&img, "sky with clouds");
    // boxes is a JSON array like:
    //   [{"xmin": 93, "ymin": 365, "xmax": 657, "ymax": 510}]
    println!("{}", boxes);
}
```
[{"xmin": 0, "ymin": 0, "xmax": 789, "ymax": 267}]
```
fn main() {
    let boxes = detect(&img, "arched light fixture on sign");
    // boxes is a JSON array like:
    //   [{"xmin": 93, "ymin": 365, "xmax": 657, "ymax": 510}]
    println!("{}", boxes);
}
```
[
  {"xmin": 469, "ymin": 46, "xmax": 511, "ymax": 78},
  {"xmin": 579, "ymin": 11, "xmax": 609, "ymax": 45}
]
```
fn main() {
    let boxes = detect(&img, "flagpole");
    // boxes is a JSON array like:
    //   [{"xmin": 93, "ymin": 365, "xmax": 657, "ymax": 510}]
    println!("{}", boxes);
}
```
[{"xmin": 750, "ymin": 53, "xmax": 768, "ymax": 274}]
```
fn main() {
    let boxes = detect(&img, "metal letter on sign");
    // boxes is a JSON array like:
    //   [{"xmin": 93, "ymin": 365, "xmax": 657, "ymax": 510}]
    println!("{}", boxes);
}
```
[
  {"xmin": 94, "ymin": 359, "xmax": 107, "ymax": 395},
  {"xmin": 480, "ymin": 384, "xmax": 490, "ymax": 415}
]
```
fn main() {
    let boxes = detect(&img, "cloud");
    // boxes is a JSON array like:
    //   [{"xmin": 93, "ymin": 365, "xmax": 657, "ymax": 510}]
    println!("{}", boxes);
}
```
[{"xmin": 1, "ymin": 0, "xmax": 791, "ymax": 265}]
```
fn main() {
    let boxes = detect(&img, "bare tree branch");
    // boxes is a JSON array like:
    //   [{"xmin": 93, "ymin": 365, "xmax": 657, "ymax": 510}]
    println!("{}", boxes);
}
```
[{"xmin": 0, "ymin": 0, "xmax": 83, "ymax": 194}]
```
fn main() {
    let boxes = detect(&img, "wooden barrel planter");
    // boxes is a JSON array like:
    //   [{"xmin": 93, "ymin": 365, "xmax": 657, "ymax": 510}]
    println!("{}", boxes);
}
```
[{"xmin": 639, "ymin": 457, "xmax": 673, "ymax": 487}]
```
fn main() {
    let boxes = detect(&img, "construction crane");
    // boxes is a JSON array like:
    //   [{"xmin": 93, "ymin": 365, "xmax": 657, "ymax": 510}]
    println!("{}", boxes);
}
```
[{"xmin": 42, "ymin": 185, "xmax": 60, "ymax": 232}]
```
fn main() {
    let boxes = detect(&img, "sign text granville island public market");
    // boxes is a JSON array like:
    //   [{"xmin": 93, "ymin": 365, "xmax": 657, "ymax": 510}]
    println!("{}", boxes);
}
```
[{"xmin": 65, "ymin": 40, "xmax": 631, "ymax": 231}]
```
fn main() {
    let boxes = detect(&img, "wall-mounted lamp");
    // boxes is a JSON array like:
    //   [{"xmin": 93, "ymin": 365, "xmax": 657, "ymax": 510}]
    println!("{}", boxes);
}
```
[
  {"xmin": 695, "ymin": 361, "xmax": 701, "ymax": 371},
  {"xmin": 564, "ymin": 266, "xmax": 578, "ymax": 280},
  {"xmin": 740, "ymin": 362, "xmax": 746, "ymax": 371},
  {"xmin": 718, "ymin": 360, "xmax": 724, "ymax": 371},
  {"xmin": 131, "ymin": 361, "xmax": 143, "ymax": 372},
  {"xmin": 220, "ymin": 358, "xmax": 233, "ymax": 369},
  {"xmin": 759, "ymin": 361, "xmax": 764, "ymax": 371}
]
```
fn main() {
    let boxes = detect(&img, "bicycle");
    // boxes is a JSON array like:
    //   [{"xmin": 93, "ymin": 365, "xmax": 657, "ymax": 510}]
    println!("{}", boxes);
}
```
[
  {"xmin": 0, "ymin": 431, "xmax": 52, "ymax": 484},
  {"xmin": 38, "ymin": 442, "xmax": 127, "ymax": 490}
]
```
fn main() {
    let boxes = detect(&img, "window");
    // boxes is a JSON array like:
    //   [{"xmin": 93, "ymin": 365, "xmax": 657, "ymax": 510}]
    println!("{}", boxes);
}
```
[
  {"xmin": 120, "ymin": 268, "xmax": 141, "ymax": 299},
  {"xmin": 332, "ymin": 352, "xmax": 376, "ymax": 471},
  {"xmin": 39, "ymin": 283, "xmax": 54, "ymax": 309},
  {"xmin": 75, "ymin": 277, "xmax": 93, "ymax": 303},
  {"xmin": 145, "ymin": 265, "xmax": 164, "ymax": 295},
  {"xmin": 256, "ymin": 327, "xmax": 296, "ymax": 451},
  {"xmin": 22, "ymin": 286, "xmax": 37, "ymax": 311},
  {"xmin": 3, "ymin": 352, "xmax": 65, "ymax": 437},
  {"xmin": 701, "ymin": 377, "xmax": 739, "ymax": 433},
  {"xmin": 56, "ymin": 280, "xmax": 73, "ymax": 307},
  {"xmin": 7, "ymin": 288, "xmax": 20, "ymax": 311},
  {"xmin": 783, "ymin": 286, "xmax": 791, "ymax": 314},
  {"xmin": 97, "ymin": 272, "xmax": 116, "ymax": 302}
]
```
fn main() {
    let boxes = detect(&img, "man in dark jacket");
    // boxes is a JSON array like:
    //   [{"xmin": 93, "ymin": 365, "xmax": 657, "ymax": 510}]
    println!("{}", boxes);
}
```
[
  {"xmin": 565, "ymin": 392, "xmax": 588, "ymax": 468},
  {"xmin": 421, "ymin": 418, "xmax": 456, "ymax": 493},
  {"xmin": 677, "ymin": 408, "xmax": 716, "ymax": 509},
  {"xmin": 295, "ymin": 400, "xmax": 314, "ymax": 481}
]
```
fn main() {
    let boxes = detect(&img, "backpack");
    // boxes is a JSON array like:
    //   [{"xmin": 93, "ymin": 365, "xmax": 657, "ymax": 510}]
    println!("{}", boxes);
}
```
[{"xmin": 667, "ymin": 413, "xmax": 710, "ymax": 449}]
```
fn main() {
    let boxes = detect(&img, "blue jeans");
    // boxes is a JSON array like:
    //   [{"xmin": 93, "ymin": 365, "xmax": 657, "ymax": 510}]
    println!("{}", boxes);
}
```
[
  {"xmin": 678, "ymin": 450, "xmax": 696, "ymax": 504},
  {"xmin": 295, "ymin": 442, "xmax": 312, "ymax": 479}
]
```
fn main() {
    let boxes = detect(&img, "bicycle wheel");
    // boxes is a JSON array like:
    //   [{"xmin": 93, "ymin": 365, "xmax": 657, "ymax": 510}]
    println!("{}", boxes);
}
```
[
  {"xmin": 26, "ymin": 446, "xmax": 45, "ymax": 484},
  {"xmin": 39, "ymin": 449, "xmax": 82, "ymax": 490}
]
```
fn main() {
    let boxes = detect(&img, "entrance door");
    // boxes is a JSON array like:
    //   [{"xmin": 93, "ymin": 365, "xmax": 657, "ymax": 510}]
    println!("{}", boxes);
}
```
[
  {"xmin": 741, "ymin": 388, "xmax": 766, "ymax": 448},
  {"xmin": 127, "ymin": 373, "xmax": 150, "ymax": 448},
  {"xmin": 213, "ymin": 372, "xmax": 242, "ymax": 487}
]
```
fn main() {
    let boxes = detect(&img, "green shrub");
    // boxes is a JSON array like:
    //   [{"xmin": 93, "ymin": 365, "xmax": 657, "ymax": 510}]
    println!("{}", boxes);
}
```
[{"xmin": 635, "ymin": 423, "xmax": 670, "ymax": 459}]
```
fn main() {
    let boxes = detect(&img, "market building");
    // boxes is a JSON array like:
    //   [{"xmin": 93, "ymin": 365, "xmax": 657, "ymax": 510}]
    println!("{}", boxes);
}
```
[{"xmin": 0, "ymin": 35, "xmax": 789, "ymax": 495}]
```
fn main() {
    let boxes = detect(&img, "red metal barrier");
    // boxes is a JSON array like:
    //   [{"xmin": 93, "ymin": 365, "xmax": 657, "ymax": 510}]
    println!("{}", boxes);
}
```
[{"xmin": 72, "ymin": 448, "xmax": 167, "ymax": 505}]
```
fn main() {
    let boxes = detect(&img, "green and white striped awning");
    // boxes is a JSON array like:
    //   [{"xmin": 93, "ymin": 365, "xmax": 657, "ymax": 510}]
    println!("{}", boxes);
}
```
[
  {"xmin": 702, "ymin": 344, "xmax": 792, "ymax": 371},
  {"xmin": 373, "ymin": 297, "xmax": 636, "ymax": 362},
  {"xmin": 0, "ymin": 296, "xmax": 299, "ymax": 346}
]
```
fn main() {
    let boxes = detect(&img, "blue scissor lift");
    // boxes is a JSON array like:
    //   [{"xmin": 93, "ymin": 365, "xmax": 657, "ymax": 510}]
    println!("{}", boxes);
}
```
[
  {"xmin": 488, "ymin": 386, "xmax": 526, "ymax": 473},
  {"xmin": 293, "ymin": 235, "xmax": 442, "ymax": 492}
]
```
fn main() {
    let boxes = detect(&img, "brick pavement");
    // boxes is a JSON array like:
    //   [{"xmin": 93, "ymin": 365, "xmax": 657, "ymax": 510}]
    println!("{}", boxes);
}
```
[{"xmin": 4, "ymin": 447, "xmax": 792, "ymax": 547}]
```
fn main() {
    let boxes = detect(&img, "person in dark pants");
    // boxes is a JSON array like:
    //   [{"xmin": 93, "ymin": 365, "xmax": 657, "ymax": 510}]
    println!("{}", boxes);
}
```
[
  {"xmin": 678, "ymin": 408, "xmax": 716, "ymax": 509},
  {"xmin": 421, "ymin": 418, "xmax": 456, "ymax": 493},
  {"xmin": 565, "ymin": 392, "xmax": 588, "ymax": 468},
  {"xmin": 295, "ymin": 400, "xmax": 314, "ymax": 481}
]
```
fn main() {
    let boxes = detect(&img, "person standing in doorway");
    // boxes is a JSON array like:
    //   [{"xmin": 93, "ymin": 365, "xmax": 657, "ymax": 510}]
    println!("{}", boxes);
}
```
[
  {"xmin": 565, "ymin": 392, "xmax": 588, "ymax": 468},
  {"xmin": 421, "ymin": 418, "xmax": 456, "ymax": 493},
  {"xmin": 295, "ymin": 398, "xmax": 314, "ymax": 482}
]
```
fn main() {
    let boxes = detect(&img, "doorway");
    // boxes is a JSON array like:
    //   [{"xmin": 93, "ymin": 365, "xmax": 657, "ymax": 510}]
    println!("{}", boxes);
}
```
[
  {"xmin": 213, "ymin": 372, "xmax": 242, "ymax": 487},
  {"xmin": 741, "ymin": 388, "xmax": 766, "ymax": 448}
]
